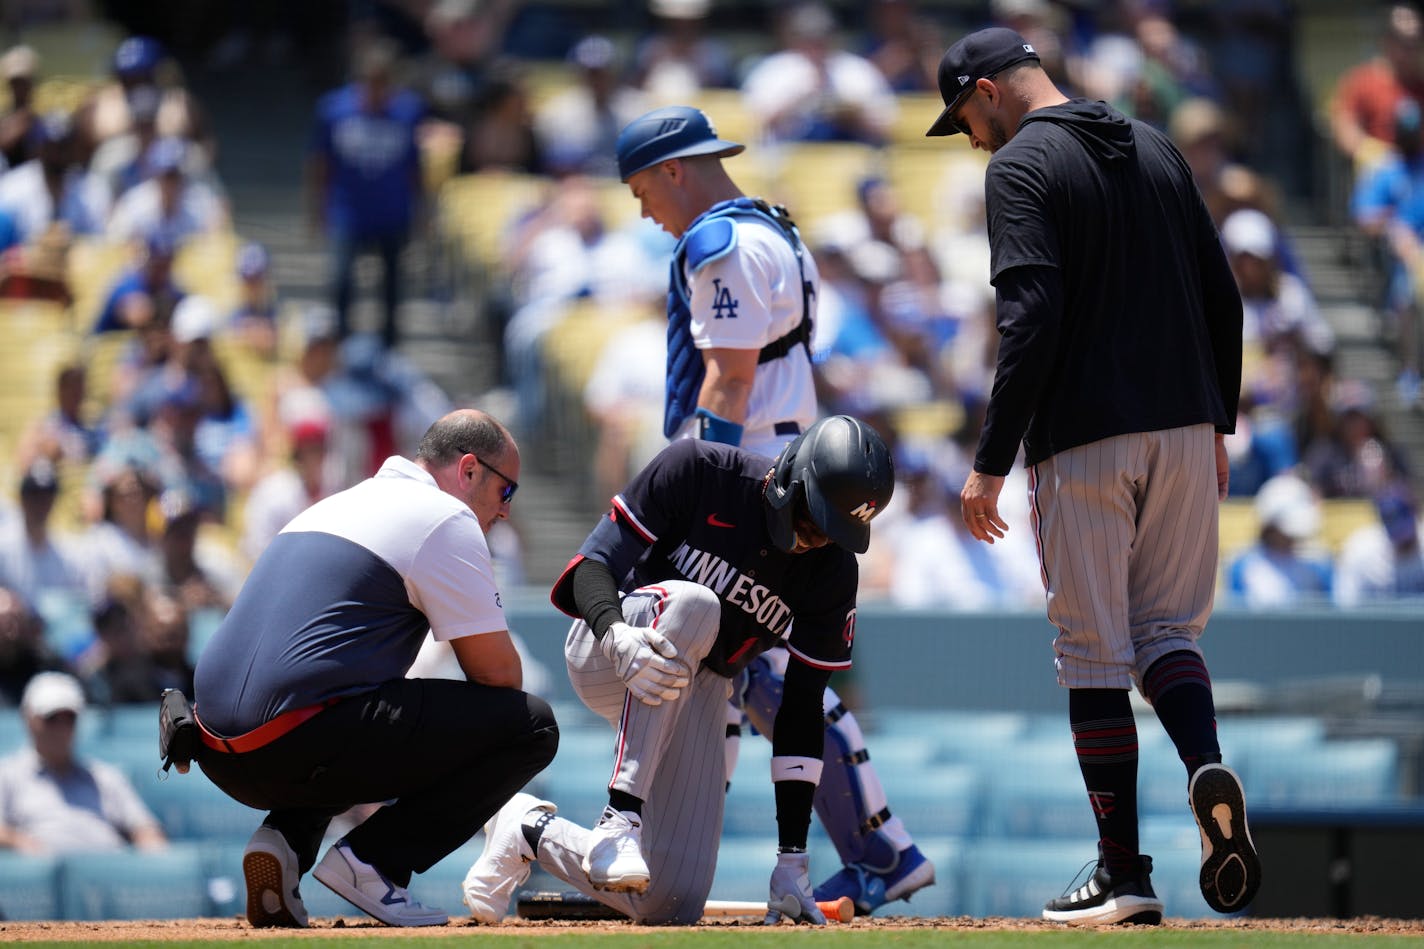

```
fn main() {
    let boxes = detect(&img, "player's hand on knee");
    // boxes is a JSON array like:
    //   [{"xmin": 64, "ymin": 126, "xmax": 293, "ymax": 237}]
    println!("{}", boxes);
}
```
[
  {"xmin": 763, "ymin": 851, "xmax": 826, "ymax": 925},
  {"xmin": 600, "ymin": 622, "xmax": 691, "ymax": 706}
]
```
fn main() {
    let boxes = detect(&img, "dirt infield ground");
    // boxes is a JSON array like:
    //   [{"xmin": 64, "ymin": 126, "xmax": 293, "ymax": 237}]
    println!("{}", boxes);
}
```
[{"xmin": 2, "ymin": 916, "xmax": 1423, "ymax": 941}]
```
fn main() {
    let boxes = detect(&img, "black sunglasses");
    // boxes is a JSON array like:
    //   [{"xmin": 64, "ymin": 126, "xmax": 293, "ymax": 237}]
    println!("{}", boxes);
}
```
[{"xmin": 477, "ymin": 457, "xmax": 519, "ymax": 503}]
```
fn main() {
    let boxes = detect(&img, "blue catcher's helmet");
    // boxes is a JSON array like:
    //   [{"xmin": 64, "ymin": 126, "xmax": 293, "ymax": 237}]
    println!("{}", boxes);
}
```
[{"xmin": 615, "ymin": 105, "xmax": 743, "ymax": 182}]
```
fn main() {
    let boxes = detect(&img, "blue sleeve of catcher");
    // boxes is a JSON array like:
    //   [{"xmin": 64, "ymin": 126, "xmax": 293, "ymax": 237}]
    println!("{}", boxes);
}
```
[{"xmin": 694, "ymin": 406, "xmax": 744, "ymax": 446}]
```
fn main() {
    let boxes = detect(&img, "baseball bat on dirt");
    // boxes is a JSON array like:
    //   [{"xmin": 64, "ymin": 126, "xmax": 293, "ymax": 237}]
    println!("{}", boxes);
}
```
[{"xmin": 514, "ymin": 890, "xmax": 855, "ymax": 923}]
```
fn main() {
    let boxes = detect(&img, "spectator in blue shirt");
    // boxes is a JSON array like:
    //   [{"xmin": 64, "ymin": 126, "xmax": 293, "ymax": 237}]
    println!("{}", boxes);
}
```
[{"xmin": 307, "ymin": 38, "xmax": 426, "ymax": 352}]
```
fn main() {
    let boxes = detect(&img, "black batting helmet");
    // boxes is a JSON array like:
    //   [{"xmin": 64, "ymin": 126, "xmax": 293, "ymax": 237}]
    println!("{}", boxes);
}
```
[{"xmin": 764, "ymin": 415, "xmax": 894, "ymax": 554}]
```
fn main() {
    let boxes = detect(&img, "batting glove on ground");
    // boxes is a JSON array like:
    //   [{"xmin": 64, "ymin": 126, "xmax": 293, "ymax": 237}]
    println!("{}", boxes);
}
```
[
  {"xmin": 763, "ymin": 851, "xmax": 825, "ymax": 925},
  {"xmin": 600, "ymin": 622, "xmax": 690, "ymax": 706}
]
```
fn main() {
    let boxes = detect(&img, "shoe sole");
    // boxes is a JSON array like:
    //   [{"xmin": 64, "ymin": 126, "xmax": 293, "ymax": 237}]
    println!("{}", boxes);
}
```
[
  {"xmin": 884, "ymin": 857, "xmax": 936, "ymax": 904},
  {"xmin": 588, "ymin": 872, "xmax": 650, "ymax": 894},
  {"xmin": 1191, "ymin": 763, "xmax": 1261, "ymax": 914},
  {"xmin": 313, "ymin": 858, "xmax": 448, "ymax": 927},
  {"xmin": 1042, "ymin": 893, "xmax": 1164, "ymax": 926},
  {"xmin": 243, "ymin": 850, "xmax": 305, "ymax": 928}
]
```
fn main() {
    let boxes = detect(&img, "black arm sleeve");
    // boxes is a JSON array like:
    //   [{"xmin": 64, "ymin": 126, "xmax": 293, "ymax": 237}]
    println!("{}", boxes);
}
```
[
  {"xmin": 770, "ymin": 656, "xmax": 832, "ymax": 850},
  {"xmin": 975, "ymin": 264, "xmax": 1064, "ymax": 475},
  {"xmin": 570, "ymin": 559, "xmax": 624, "ymax": 640}
]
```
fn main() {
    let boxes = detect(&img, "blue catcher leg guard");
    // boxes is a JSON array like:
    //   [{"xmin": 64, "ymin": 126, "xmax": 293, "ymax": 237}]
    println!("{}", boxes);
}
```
[{"xmin": 742, "ymin": 649, "xmax": 934, "ymax": 915}]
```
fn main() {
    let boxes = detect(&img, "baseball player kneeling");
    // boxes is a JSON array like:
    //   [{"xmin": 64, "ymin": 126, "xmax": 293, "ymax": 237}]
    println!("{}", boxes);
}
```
[{"xmin": 462, "ymin": 415, "xmax": 895, "ymax": 925}]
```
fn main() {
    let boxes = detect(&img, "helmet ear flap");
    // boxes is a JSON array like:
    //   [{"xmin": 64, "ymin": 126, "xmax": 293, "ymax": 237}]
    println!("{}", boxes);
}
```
[{"xmin": 764, "ymin": 433, "xmax": 808, "ymax": 551}]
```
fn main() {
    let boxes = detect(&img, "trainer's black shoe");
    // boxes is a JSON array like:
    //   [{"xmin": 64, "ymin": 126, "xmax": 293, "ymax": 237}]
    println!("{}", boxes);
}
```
[
  {"xmin": 1042, "ymin": 853, "xmax": 1164, "ymax": 926},
  {"xmin": 1190, "ymin": 763, "xmax": 1261, "ymax": 914}
]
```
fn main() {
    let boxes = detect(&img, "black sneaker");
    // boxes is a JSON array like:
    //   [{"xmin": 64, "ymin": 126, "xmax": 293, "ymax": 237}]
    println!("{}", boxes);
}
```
[
  {"xmin": 1042, "ymin": 854, "xmax": 1164, "ymax": 925},
  {"xmin": 1190, "ymin": 763, "xmax": 1261, "ymax": 914}
]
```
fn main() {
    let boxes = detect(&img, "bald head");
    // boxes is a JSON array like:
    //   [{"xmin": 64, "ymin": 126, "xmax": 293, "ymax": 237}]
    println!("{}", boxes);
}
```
[{"xmin": 416, "ymin": 409, "xmax": 513, "ymax": 467}]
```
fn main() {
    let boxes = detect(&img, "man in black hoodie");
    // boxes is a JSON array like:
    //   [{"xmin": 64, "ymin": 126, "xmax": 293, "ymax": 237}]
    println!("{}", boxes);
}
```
[{"xmin": 926, "ymin": 28, "xmax": 1260, "ymax": 925}]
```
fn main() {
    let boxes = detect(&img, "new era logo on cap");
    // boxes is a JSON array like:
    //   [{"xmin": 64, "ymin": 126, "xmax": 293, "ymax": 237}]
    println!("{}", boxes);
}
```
[{"xmin": 926, "ymin": 27, "xmax": 1041, "ymax": 137}]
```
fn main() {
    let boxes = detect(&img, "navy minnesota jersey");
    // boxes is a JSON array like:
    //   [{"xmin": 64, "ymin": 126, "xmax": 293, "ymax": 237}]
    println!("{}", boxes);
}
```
[{"xmin": 551, "ymin": 440, "xmax": 858, "ymax": 678}]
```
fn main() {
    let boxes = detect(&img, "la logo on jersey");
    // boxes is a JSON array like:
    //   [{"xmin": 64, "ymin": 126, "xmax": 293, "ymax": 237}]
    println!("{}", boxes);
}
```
[
  {"xmin": 849, "ymin": 501, "xmax": 877, "ymax": 523},
  {"xmin": 710, "ymin": 278, "xmax": 739, "ymax": 319}
]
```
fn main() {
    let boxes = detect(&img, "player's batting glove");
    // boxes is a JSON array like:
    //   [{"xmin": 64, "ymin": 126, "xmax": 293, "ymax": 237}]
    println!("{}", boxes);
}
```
[
  {"xmin": 763, "ymin": 851, "xmax": 826, "ymax": 926},
  {"xmin": 600, "ymin": 622, "xmax": 691, "ymax": 706}
]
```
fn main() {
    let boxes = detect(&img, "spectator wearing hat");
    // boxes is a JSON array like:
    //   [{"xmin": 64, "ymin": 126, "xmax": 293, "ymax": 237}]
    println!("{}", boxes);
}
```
[
  {"xmin": 162, "ymin": 294, "xmax": 262, "ymax": 493},
  {"xmin": 877, "ymin": 444, "xmax": 1043, "ymax": 609},
  {"xmin": 0, "ymin": 45, "xmax": 40, "ymax": 168},
  {"xmin": 229, "ymin": 241, "xmax": 280, "ymax": 357},
  {"xmin": 1225, "ymin": 471, "xmax": 1333, "ymax": 609},
  {"xmin": 633, "ymin": 0, "xmax": 736, "ymax": 100},
  {"xmin": 76, "ymin": 35, "xmax": 213, "ymax": 170},
  {"xmin": 91, "ymin": 229, "xmax": 186, "ymax": 335},
  {"xmin": 0, "ymin": 670, "xmax": 167, "ymax": 853},
  {"xmin": 307, "ymin": 37, "xmax": 426, "ymax": 350},
  {"xmin": 1219, "ymin": 207, "xmax": 1332, "ymax": 495},
  {"xmin": 534, "ymin": 34, "xmax": 649, "ymax": 177},
  {"xmin": 106, "ymin": 136, "xmax": 227, "ymax": 246},
  {"xmin": 740, "ymin": 2, "xmax": 897, "ymax": 145},
  {"xmin": 0, "ymin": 109, "xmax": 111, "ymax": 244},
  {"xmin": 241, "ymin": 415, "xmax": 340, "ymax": 564},
  {"xmin": 0, "ymin": 459, "xmax": 91, "ymax": 611},
  {"xmin": 1302, "ymin": 380, "xmax": 1413, "ymax": 499},
  {"xmin": 1335, "ymin": 479, "xmax": 1424, "ymax": 605},
  {"xmin": 1353, "ymin": 95, "xmax": 1424, "ymax": 408}
]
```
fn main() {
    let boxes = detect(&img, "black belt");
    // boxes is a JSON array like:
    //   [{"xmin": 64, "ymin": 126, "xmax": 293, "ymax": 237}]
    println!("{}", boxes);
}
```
[{"xmin": 774, "ymin": 421, "xmax": 800, "ymax": 436}]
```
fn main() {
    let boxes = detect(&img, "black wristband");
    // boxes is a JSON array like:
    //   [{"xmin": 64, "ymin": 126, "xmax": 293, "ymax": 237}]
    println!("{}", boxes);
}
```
[{"xmin": 777, "ymin": 845, "xmax": 807, "ymax": 854}]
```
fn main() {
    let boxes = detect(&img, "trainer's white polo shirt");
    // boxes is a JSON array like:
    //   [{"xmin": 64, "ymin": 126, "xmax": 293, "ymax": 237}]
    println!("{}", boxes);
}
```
[{"xmin": 195, "ymin": 456, "xmax": 506, "ymax": 735}]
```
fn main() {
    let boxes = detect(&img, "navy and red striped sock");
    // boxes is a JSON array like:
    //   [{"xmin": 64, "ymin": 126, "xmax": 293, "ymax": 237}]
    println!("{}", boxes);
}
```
[
  {"xmin": 1141, "ymin": 650, "xmax": 1222, "ymax": 778},
  {"xmin": 1068, "ymin": 688, "xmax": 1139, "ymax": 878}
]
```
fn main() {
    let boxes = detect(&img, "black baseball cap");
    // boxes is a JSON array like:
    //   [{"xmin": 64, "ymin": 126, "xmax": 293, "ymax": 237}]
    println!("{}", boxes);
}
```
[{"xmin": 925, "ymin": 27, "xmax": 1040, "ymax": 137}]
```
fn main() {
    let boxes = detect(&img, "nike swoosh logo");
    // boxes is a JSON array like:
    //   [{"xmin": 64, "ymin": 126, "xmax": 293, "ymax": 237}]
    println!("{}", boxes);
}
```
[
  {"xmin": 788, "ymin": 764, "xmax": 804, "ymax": 771},
  {"xmin": 707, "ymin": 513, "xmax": 735, "ymax": 528}
]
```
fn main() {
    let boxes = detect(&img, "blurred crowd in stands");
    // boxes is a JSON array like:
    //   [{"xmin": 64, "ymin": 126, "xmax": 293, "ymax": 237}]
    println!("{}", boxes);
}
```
[{"xmin": 0, "ymin": 0, "xmax": 1419, "ymax": 778}]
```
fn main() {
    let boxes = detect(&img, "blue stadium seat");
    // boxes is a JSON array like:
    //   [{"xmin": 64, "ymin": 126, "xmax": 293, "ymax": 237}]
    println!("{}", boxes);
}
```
[
  {"xmin": 0, "ymin": 853, "xmax": 61, "ymax": 920},
  {"xmin": 958, "ymin": 838, "xmax": 1103, "ymax": 918},
  {"xmin": 1216, "ymin": 716, "xmax": 1326, "ymax": 758},
  {"xmin": 710, "ymin": 836, "xmax": 779, "ymax": 903},
  {"xmin": 1137, "ymin": 740, "xmax": 1193, "ymax": 817},
  {"xmin": 58, "ymin": 843, "xmax": 211, "ymax": 920},
  {"xmin": 136, "ymin": 771, "xmax": 261, "ymax": 841},
  {"xmin": 882, "ymin": 764, "xmax": 982, "ymax": 838},
  {"xmin": 1242, "ymin": 738, "xmax": 1401, "ymax": 807},
  {"xmin": 978, "ymin": 745, "xmax": 1097, "ymax": 839}
]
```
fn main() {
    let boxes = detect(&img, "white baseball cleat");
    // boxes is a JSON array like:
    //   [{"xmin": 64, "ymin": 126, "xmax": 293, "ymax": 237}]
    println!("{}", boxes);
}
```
[
  {"xmin": 463, "ymin": 793, "xmax": 557, "ymax": 924},
  {"xmin": 583, "ymin": 806, "xmax": 650, "ymax": 893}
]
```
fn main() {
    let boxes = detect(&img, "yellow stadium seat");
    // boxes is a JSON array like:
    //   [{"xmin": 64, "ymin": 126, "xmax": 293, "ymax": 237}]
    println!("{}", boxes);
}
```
[
  {"xmin": 762, "ymin": 141, "xmax": 882, "ymax": 231},
  {"xmin": 173, "ymin": 231, "xmax": 240, "ymax": 310},
  {"xmin": 1320, "ymin": 498, "xmax": 1380, "ymax": 552},
  {"xmin": 689, "ymin": 88, "xmax": 758, "ymax": 147},
  {"xmin": 890, "ymin": 93, "xmax": 950, "ymax": 147},
  {"xmin": 438, "ymin": 172, "xmax": 550, "ymax": 274}
]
